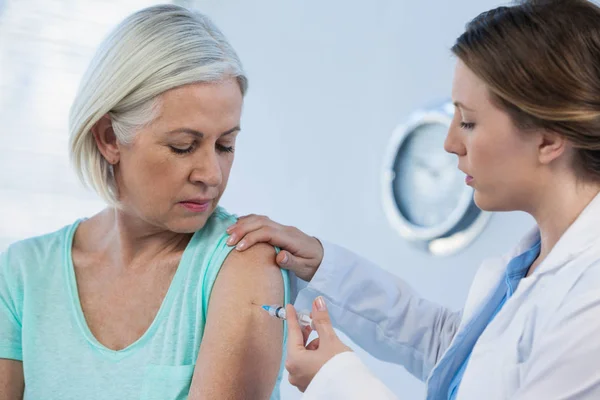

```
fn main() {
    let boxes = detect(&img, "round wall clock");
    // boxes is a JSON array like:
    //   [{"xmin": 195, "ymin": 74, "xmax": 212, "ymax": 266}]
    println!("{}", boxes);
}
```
[{"xmin": 381, "ymin": 101, "xmax": 490, "ymax": 256}]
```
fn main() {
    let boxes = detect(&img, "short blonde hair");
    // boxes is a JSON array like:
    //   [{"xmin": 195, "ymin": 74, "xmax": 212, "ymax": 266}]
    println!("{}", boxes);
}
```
[{"xmin": 69, "ymin": 4, "xmax": 247, "ymax": 205}]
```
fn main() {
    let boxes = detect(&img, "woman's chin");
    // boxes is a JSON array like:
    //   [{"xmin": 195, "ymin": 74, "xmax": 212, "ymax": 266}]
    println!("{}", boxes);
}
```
[{"xmin": 166, "ymin": 214, "xmax": 211, "ymax": 234}]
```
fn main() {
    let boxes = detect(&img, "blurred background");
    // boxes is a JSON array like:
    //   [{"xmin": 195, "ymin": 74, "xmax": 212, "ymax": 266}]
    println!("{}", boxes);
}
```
[{"xmin": 0, "ymin": 0, "xmax": 537, "ymax": 398}]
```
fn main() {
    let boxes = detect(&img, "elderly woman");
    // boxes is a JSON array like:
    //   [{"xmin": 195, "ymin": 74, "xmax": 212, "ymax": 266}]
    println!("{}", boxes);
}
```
[{"xmin": 0, "ymin": 5, "xmax": 289, "ymax": 400}]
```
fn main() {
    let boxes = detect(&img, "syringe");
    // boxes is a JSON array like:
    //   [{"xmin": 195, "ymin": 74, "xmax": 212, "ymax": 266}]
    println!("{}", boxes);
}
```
[{"xmin": 261, "ymin": 304, "xmax": 314, "ymax": 330}]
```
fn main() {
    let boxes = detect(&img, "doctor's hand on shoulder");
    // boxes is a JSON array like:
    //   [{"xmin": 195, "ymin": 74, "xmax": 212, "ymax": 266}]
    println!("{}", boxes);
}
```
[
  {"xmin": 226, "ymin": 214, "xmax": 323, "ymax": 282},
  {"xmin": 286, "ymin": 297, "xmax": 352, "ymax": 392},
  {"xmin": 227, "ymin": 216, "xmax": 354, "ymax": 391}
]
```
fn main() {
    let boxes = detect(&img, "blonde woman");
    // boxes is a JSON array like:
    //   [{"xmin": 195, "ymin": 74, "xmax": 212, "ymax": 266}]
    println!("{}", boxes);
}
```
[{"xmin": 0, "ymin": 5, "xmax": 289, "ymax": 400}]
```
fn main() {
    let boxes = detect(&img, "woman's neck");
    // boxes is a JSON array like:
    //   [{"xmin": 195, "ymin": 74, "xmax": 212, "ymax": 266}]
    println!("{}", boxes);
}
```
[
  {"xmin": 527, "ymin": 179, "xmax": 600, "ymax": 276},
  {"xmin": 76, "ymin": 208, "xmax": 191, "ymax": 271}
]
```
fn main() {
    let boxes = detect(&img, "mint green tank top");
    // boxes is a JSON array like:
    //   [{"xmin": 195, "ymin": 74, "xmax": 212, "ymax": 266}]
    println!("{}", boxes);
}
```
[{"xmin": 0, "ymin": 207, "xmax": 290, "ymax": 399}]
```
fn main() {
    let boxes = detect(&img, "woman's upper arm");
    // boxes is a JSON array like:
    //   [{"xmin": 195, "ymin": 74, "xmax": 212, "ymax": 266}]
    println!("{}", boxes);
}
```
[
  {"xmin": 0, "ymin": 359, "xmax": 24, "ymax": 400},
  {"xmin": 0, "ymin": 252, "xmax": 24, "ymax": 399},
  {"xmin": 189, "ymin": 243, "xmax": 285, "ymax": 400}
]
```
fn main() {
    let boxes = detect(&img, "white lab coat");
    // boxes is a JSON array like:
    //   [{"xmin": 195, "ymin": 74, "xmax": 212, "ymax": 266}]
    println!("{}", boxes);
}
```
[{"xmin": 293, "ymin": 192, "xmax": 600, "ymax": 399}]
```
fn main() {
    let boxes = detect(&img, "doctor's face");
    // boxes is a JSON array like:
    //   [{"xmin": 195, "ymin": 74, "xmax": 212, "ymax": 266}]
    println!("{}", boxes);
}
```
[{"xmin": 443, "ymin": 60, "xmax": 543, "ymax": 212}]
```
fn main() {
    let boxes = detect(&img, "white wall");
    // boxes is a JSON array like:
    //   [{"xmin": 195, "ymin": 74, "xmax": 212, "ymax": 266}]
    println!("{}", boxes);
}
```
[
  {"xmin": 0, "ymin": 1, "xmax": 537, "ymax": 399},
  {"xmin": 195, "ymin": 0, "xmax": 535, "ymax": 398}
]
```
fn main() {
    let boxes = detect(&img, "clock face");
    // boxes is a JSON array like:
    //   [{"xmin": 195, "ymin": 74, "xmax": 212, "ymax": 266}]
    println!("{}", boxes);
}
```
[
  {"xmin": 382, "ymin": 102, "xmax": 490, "ymax": 254},
  {"xmin": 392, "ymin": 122, "xmax": 469, "ymax": 230}
]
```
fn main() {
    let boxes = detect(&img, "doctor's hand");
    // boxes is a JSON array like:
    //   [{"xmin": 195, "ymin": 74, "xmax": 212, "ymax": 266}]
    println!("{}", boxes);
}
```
[
  {"xmin": 285, "ymin": 297, "xmax": 352, "ymax": 392},
  {"xmin": 226, "ymin": 214, "xmax": 323, "ymax": 281}
]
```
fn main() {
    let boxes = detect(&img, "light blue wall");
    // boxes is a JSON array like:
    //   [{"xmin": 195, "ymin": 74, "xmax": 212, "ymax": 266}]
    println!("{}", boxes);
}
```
[{"xmin": 198, "ymin": 0, "xmax": 535, "ymax": 398}]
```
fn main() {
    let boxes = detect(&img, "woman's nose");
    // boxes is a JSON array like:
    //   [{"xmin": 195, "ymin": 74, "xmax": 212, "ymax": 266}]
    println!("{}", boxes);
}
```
[
  {"xmin": 444, "ymin": 124, "xmax": 466, "ymax": 157},
  {"xmin": 190, "ymin": 150, "xmax": 222, "ymax": 187}
]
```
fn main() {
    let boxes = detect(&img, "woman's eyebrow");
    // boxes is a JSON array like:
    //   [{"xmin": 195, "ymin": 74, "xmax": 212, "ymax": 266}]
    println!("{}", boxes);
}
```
[{"xmin": 165, "ymin": 126, "xmax": 241, "ymax": 137}]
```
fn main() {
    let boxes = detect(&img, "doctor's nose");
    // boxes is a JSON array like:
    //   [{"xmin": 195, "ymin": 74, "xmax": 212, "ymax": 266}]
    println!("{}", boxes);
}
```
[{"xmin": 444, "ymin": 124, "xmax": 466, "ymax": 157}]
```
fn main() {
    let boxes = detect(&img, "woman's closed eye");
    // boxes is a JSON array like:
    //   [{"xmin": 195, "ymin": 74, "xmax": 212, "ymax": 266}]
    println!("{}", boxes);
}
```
[
  {"xmin": 216, "ymin": 143, "xmax": 234, "ymax": 153},
  {"xmin": 169, "ymin": 142, "xmax": 235, "ymax": 155},
  {"xmin": 460, "ymin": 121, "xmax": 475, "ymax": 130},
  {"xmin": 169, "ymin": 143, "xmax": 195, "ymax": 154}
]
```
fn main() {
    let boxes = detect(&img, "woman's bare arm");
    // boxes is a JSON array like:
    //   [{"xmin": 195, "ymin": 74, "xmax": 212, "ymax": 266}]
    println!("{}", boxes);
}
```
[
  {"xmin": 0, "ymin": 359, "xmax": 24, "ymax": 400},
  {"xmin": 189, "ymin": 243, "xmax": 285, "ymax": 400}
]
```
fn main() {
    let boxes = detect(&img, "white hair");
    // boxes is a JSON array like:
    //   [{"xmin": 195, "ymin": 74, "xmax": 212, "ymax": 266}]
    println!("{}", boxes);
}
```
[{"xmin": 69, "ymin": 4, "xmax": 247, "ymax": 205}]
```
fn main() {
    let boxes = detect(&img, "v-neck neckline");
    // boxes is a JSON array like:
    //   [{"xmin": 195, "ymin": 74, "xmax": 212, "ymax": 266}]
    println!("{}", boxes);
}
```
[{"xmin": 63, "ymin": 219, "xmax": 200, "ymax": 361}]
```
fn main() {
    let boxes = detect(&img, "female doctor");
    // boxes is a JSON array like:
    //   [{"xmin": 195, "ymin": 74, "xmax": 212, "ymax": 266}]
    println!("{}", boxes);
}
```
[{"xmin": 227, "ymin": 0, "xmax": 600, "ymax": 399}]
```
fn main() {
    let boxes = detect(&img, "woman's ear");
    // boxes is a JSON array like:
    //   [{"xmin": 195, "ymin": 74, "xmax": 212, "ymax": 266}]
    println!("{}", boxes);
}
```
[
  {"xmin": 538, "ymin": 129, "xmax": 568, "ymax": 165},
  {"xmin": 92, "ymin": 114, "xmax": 120, "ymax": 165}
]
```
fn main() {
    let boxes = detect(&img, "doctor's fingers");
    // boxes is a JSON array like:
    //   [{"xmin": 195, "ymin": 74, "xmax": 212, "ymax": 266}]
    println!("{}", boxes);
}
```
[
  {"xmin": 310, "ymin": 298, "xmax": 352, "ymax": 354},
  {"xmin": 310, "ymin": 297, "xmax": 337, "ymax": 341},
  {"xmin": 285, "ymin": 348, "xmax": 319, "ymax": 393},
  {"xmin": 227, "ymin": 229, "xmax": 305, "ymax": 270},
  {"xmin": 226, "ymin": 215, "xmax": 310, "ymax": 254},
  {"xmin": 285, "ymin": 334, "xmax": 336, "ymax": 393},
  {"xmin": 302, "ymin": 325, "xmax": 314, "ymax": 345},
  {"xmin": 226, "ymin": 214, "xmax": 284, "ymax": 246},
  {"xmin": 286, "ymin": 304, "xmax": 307, "ymax": 350},
  {"xmin": 306, "ymin": 337, "xmax": 320, "ymax": 351},
  {"xmin": 285, "ymin": 305, "xmax": 315, "ymax": 392}
]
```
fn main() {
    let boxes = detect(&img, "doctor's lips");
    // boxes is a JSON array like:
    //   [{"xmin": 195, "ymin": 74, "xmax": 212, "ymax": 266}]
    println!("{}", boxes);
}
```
[
  {"xmin": 458, "ymin": 167, "xmax": 474, "ymax": 185},
  {"xmin": 179, "ymin": 197, "xmax": 212, "ymax": 212}
]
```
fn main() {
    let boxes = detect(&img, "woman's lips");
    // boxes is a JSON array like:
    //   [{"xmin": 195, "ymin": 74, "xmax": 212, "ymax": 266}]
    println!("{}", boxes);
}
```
[{"xmin": 179, "ymin": 200, "xmax": 211, "ymax": 212}]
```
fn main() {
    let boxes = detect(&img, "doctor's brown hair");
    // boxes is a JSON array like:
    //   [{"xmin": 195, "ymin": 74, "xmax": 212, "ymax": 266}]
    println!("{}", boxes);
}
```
[{"xmin": 451, "ymin": 0, "xmax": 600, "ymax": 181}]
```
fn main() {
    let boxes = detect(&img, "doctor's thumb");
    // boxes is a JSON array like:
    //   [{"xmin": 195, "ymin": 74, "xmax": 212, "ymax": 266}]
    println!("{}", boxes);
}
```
[
  {"xmin": 276, "ymin": 251, "xmax": 298, "ymax": 270},
  {"xmin": 311, "ymin": 297, "xmax": 336, "ymax": 340}
]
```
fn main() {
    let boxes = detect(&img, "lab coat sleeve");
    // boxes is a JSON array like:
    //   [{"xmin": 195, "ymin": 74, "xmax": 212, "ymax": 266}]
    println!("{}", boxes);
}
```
[
  {"xmin": 294, "ymin": 241, "xmax": 462, "ymax": 381},
  {"xmin": 513, "ymin": 290, "xmax": 600, "ymax": 399},
  {"xmin": 302, "ymin": 352, "xmax": 399, "ymax": 400}
]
